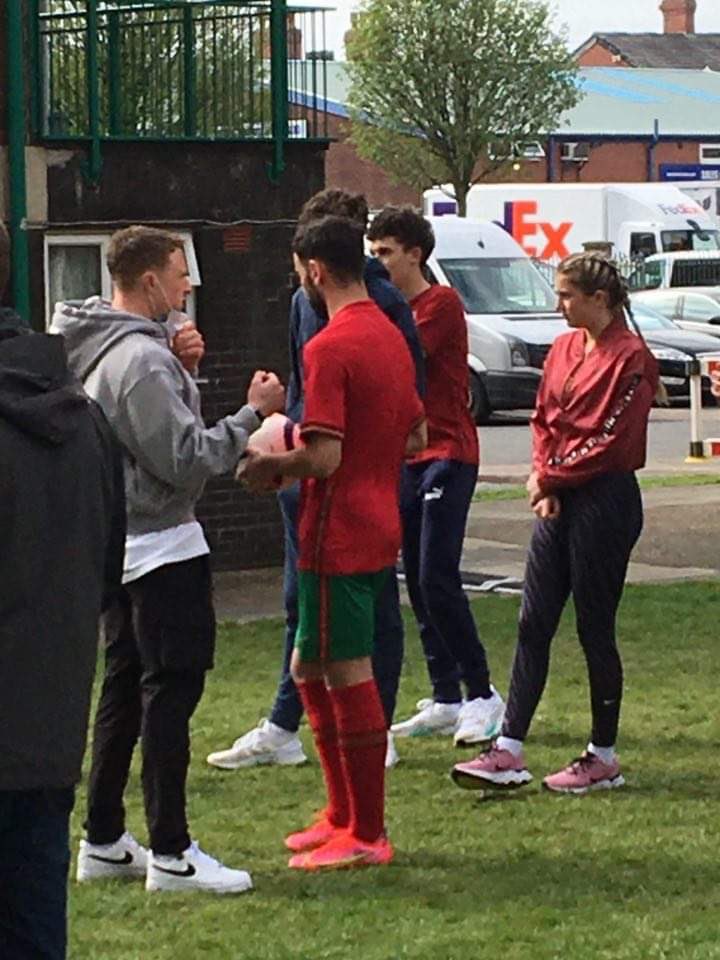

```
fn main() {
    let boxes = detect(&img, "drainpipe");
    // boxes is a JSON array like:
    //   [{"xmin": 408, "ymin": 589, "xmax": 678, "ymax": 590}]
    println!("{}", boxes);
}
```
[
  {"xmin": 6, "ymin": 0, "xmax": 30, "ymax": 323},
  {"xmin": 547, "ymin": 136, "xmax": 557, "ymax": 183},
  {"xmin": 647, "ymin": 118, "xmax": 660, "ymax": 182}
]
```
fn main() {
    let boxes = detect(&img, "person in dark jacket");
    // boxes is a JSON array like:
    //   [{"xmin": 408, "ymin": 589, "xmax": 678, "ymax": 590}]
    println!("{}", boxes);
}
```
[
  {"xmin": 452, "ymin": 253, "xmax": 659, "ymax": 796},
  {"xmin": 0, "ymin": 223, "xmax": 125, "ymax": 960},
  {"xmin": 207, "ymin": 190, "xmax": 425, "ymax": 772}
]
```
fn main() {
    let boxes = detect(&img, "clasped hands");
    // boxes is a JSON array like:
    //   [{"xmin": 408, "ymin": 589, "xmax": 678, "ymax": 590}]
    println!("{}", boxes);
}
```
[{"xmin": 526, "ymin": 470, "xmax": 561, "ymax": 520}]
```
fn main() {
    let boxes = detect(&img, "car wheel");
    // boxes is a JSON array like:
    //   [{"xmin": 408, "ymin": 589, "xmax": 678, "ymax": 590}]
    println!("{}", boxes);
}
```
[{"xmin": 468, "ymin": 371, "xmax": 491, "ymax": 424}]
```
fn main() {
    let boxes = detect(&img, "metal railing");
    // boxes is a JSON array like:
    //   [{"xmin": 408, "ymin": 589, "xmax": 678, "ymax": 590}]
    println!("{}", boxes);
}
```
[
  {"xmin": 533, "ymin": 253, "xmax": 720, "ymax": 291},
  {"xmin": 32, "ymin": 1, "xmax": 329, "ymax": 143}
]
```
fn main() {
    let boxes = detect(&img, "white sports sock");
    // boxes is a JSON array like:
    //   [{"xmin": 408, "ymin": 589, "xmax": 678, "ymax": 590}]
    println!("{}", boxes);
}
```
[
  {"xmin": 588, "ymin": 742, "xmax": 616, "ymax": 765},
  {"xmin": 266, "ymin": 720, "xmax": 294, "ymax": 739},
  {"xmin": 496, "ymin": 736, "xmax": 524, "ymax": 757}
]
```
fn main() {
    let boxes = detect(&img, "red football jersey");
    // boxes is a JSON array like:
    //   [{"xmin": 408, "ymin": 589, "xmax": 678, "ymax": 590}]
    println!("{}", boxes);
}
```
[
  {"xmin": 532, "ymin": 319, "xmax": 659, "ymax": 491},
  {"xmin": 299, "ymin": 300, "xmax": 425, "ymax": 575},
  {"xmin": 407, "ymin": 284, "xmax": 478, "ymax": 466}
]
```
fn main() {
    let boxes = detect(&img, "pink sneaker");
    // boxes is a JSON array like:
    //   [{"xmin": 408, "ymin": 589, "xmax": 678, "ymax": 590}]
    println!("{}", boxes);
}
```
[
  {"xmin": 451, "ymin": 742, "xmax": 533, "ymax": 790},
  {"xmin": 543, "ymin": 752, "xmax": 625, "ymax": 795}
]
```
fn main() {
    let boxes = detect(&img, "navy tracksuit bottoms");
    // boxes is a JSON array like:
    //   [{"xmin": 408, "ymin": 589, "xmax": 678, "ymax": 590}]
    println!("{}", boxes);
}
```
[{"xmin": 400, "ymin": 458, "xmax": 491, "ymax": 703}]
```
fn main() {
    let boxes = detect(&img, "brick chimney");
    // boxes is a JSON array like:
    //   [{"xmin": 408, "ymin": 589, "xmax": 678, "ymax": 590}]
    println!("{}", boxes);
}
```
[
  {"xmin": 287, "ymin": 14, "xmax": 303, "ymax": 61},
  {"xmin": 261, "ymin": 14, "xmax": 303, "ymax": 60},
  {"xmin": 660, "ymin": 0, "xmax": 697, "ymax": 34}
]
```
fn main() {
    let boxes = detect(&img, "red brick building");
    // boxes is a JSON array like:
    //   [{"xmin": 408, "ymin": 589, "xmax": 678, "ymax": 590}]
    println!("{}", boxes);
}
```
[{"xmin": 314, "ymin": 0, "xmax": 720, "ymax": 201}]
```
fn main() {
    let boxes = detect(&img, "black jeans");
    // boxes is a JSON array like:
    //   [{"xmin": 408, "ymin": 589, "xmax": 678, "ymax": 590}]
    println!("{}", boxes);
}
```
[
  {"xmin": 0, "ymin": 787, "xmax": 74, "ymax": 960},
  {"xmin": 85, "ymin": 556, "xmax": 215, "ymax": 855},
  {"xmin": 400, "ymin": 459, "xmax": 491, "ymax": 703},
  {"xmin": 502, "ymin": 473, "xmax": 643, "ymax": 748}
]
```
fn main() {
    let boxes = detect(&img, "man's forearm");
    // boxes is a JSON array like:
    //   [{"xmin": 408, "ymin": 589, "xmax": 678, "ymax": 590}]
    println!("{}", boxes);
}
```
[{"xmin": 263, "ymin": 445, "xmax": 334, "ymax": 480}]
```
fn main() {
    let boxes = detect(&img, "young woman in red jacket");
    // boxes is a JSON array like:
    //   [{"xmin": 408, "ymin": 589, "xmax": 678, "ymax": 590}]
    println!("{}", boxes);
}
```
[{"xmin": 452, "ymin": 253, "xmax": 660, "ymax": 795}]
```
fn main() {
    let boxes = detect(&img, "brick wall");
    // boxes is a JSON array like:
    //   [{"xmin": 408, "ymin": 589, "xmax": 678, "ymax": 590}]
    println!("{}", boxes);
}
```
[
  {"xmin": 192, "ymin": 221, "xmax": 298, "ymax": 569},
  {"xmin": 36, "ymin": 139, "xmax": 326, "ymax": 569},
  {"xmin": 505, "ymin": 140, "xmax": 700, "ymax": 184},
  {"xmin": 324, "ymin": 115, "xmax": 420, "ymax": 209},
  {"xmin": 577, "ymin": 41, "xmax": 630, "ymax": 68}
]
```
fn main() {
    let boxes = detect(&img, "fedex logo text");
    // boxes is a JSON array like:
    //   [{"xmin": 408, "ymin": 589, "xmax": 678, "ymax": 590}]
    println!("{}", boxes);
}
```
[{"xmin": 501, "ymin": 201, "xmax": 572, "ymax": 260}]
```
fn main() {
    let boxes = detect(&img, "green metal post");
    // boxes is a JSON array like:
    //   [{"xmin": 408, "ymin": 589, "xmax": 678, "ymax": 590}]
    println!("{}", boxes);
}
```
[
  {"xmin": 182, "ymin": 5, "xmax": 196, "ymax": 137},
  {"xmin": 108, "ymin": 11, "xmax": 122, "ymax": 135},
  {"xmin": 268, "ymin": 0, "xmax": 288, "ymax": 183},
  {"xmin": 85, "ymin": 0, "xmax": 102, "ymax": 182},
  {"xmin": 6, "ymin": 0, "xmax": 30, "ymax": 323},
  {"xmin": 28, "ymin": 0, "xmax": 41, "ymax": 138}
]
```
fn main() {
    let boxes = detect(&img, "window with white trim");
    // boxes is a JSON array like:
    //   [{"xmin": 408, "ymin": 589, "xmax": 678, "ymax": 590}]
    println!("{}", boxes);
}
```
[
  {"xmin": 44, "ymin": 232, "xmax": 201, "ymax": 329},
  {"xmin": 699, "ymin": 144, "xmax": 720, "ymax": 165}
]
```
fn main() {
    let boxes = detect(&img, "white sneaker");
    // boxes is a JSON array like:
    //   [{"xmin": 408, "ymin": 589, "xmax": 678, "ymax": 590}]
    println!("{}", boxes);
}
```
[
  {"xmin": 385, "ymin": 731, "xmax": 399, "ymax": 769},
  {"xmin": 454, "ymin": 687, "xmax": 505, "ymax": 747},
  {"xmin": 77, "ymin": 831, "xmax": 148, "ymax": 883},
  {"xmin": 206, "ymin": 719, "xmax": 307, "ymax": 769},
  {"xmin": 146, "ymin": 842, "xmax": 253, "ymax": 895},
  {"xmin": 390, "ymin": 698, "xmax": 460, "ymax": 738}
]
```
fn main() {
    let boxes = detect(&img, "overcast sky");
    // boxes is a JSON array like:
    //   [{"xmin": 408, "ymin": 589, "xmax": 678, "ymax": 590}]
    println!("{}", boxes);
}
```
[{"xmin": 304, "ymin": 0, "xmax": 720, "ymax": 57}]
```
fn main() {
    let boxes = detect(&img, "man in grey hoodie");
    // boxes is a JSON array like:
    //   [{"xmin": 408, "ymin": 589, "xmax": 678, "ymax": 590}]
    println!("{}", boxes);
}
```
[{"xmin": 51, "ymin": 225, "xmax": 284, "ymax": 895}]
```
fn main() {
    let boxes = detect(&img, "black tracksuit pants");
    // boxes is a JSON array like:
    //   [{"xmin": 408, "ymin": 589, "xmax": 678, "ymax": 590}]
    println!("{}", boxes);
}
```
[
  {"xmin": 502, "ymin": 472, "xmax": 643, "ymax": 748},
  {"xmin": 85, "ymin": 556, "xmax": 215, "ymax": 856}
]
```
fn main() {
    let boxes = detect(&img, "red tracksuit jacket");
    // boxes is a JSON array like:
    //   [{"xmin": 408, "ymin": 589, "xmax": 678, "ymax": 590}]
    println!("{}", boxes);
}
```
[{"xmin": 532, "ymin": 320, "xmax": 659, "ymax": 493}]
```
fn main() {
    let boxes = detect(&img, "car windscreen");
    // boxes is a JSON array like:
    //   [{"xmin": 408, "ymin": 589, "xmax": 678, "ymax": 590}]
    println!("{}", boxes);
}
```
[
  {"xmin": 661, "ymin": 230, "xmax": 720, "ymax": 253},
  {"xmin": 630, "ymin": 305, "xmax": 678, "ymax": 331},
  {"xmin": 438, "ymin": 257, "xmax": 557, "ymax": 315},
  {"xmin": 670, "ymin": 259, "xmax": 720, "ymax": 287}
]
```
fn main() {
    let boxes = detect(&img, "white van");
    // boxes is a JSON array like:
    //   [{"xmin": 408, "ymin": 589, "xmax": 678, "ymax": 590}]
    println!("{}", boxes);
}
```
[{"xmin": 425, "ymin": 216, "xmax": 566, "ymax": 421}]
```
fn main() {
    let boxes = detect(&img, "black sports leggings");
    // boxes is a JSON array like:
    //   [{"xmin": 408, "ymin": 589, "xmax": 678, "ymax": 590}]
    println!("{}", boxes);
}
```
[{"xmin": 502, "ymin": 472, "xmax": 643, "ymax": 748}]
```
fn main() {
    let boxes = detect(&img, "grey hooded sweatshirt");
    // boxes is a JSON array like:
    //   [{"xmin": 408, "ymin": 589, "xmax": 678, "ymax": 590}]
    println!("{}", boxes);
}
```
[{"xmin": 51, "ymin": 297, "xmax": 260, "ymax": 536}]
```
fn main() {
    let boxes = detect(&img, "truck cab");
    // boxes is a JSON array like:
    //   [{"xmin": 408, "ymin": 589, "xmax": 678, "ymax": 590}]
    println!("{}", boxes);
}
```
[{"xmin": 620, "ymin": 220, "xmax": 720, "ymax": 259}]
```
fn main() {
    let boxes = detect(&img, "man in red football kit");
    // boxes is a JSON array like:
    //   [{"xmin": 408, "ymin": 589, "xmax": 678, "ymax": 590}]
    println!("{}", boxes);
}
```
[
  {"xmin": 368, "ymin": 207, "xmax": 505, "ymax": 747},
  {"xmin": 243, "ymin": 215, "xmax": 426, "ymax": 870}
]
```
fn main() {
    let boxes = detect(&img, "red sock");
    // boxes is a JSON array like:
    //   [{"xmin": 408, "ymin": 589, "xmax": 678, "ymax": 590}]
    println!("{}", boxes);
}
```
[
  {"xmin": 329, "ymin": 679, "xmax": 387, "ymax": 843},
  {"xmin": 297, "ymin": 679, "xmax": 349, "ymax": 828}
]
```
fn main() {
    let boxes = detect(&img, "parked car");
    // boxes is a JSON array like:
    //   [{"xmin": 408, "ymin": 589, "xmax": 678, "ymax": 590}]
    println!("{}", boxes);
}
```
[
  {"xmin": 631, "ymin": 302, "xmax": 720, "ymax": 401},
  {"xmin": 631, "ymin": 287, "xmax": 720, "ymax": 338},
  {"xmin": 628, "ymin": 251, "xmax": 720, "ymax": 291}
]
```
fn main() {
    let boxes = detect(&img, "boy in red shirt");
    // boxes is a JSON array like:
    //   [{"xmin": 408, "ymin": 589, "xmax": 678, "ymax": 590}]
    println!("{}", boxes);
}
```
[
  {"xmin": 368, "ymin": 208, "xmax": 505, "ymax": 747},
  {"xmin": 243, "ymin": 216, "xmax": 426, "ymax": 870}
]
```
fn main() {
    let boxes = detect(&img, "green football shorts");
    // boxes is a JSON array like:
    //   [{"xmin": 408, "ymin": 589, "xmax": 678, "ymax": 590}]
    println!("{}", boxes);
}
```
[{"xmin": 295, "ymin": 569, "xmax": 390, "ymax": 662}]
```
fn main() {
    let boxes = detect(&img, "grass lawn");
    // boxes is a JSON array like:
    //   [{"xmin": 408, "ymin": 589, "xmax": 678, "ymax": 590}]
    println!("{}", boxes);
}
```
[
  {"xmin": 475, "ymin": 473, "xmax": 720, "ymax": 503},
  {"xmin": 69, "ymin": 583, "xmax": 720, "ymax": 960}
]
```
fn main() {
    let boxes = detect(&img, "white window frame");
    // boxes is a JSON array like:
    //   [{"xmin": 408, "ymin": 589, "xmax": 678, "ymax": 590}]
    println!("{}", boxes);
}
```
[
  {"xmin": 44, "ymin": 231, "xmax": 201, "ymax": 329},
  {"xmin": 699, "ymin": 143, "xmax": 720, "ymax": 165}
]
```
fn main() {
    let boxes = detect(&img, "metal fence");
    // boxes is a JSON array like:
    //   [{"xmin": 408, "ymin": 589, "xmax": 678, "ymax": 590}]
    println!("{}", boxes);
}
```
[
  {"xmin": 533, "ymin": 253, "xmax": 720, "ymax": 292},
  {"xmin": 33, "ymin": 0, "xmax": 330, "ymax": 142}
]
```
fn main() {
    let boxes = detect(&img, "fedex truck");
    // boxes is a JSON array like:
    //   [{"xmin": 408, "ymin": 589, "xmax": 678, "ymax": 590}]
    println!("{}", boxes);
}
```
[
  {"xmin": 675, "ymin": 182, "xmax": 720, "ymax": 226},
  {"xmin": 423, "ymin": 183, "xmax": 720, "ymax": 262}
]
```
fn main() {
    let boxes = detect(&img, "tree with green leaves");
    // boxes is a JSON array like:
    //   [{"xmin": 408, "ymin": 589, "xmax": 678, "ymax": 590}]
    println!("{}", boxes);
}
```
[{"xmin": 346, "ymin": 0, "xmax": 581, "ymax": 215}]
